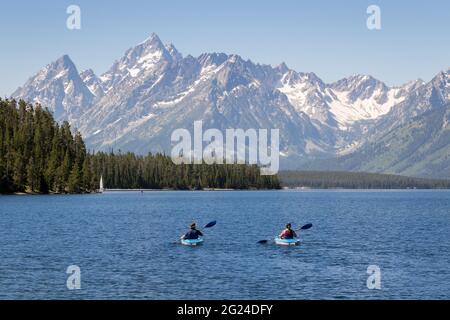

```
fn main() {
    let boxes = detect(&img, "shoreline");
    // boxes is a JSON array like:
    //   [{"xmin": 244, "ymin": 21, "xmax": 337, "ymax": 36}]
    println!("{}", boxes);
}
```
[{"xmin": 3, "ymin": 188, "xmax": 450, "ymax": 196}]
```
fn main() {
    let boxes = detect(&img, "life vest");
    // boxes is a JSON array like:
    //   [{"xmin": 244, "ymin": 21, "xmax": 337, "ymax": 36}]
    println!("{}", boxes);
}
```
[
  {"xmin": 281, "ymin": 229, "xmax": 294, "ymax": 239},
  {"xmin": 184, "ymin": 229, "xmax": 202, "ymax": 240}
]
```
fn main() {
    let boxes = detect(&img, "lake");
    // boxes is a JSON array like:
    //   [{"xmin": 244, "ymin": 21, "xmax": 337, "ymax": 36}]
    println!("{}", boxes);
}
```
[{"xmin": 0, "ymin": 190, "xmax": 449, "ymax": 299}]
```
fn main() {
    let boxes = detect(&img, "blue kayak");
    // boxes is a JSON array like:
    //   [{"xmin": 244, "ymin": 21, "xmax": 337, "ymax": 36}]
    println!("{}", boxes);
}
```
[
  {"xmin": 181, "ymin": 237, "xmax": 204, "ymax": 246},
  {"xmin": 274, "ymin": 237, "xmax": 300, "ymax": 246}
]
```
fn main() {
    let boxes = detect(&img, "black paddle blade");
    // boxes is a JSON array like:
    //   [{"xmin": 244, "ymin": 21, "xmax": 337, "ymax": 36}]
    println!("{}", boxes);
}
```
[
  {"xmin": 258, "ymin": 240, "xmax": 269, "ymax": 244},
  {"xmin": 204, "ymin": 221, "xmax": 217, "ymax": 228},
  {"xmin": 301, "ymin": 223, "xmax": 313, "ymax": 230}
]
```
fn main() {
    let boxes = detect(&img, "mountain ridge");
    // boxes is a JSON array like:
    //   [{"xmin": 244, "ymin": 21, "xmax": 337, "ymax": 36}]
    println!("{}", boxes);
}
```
[{"xmin": 10, "ymin": 33, "xmax": 450, "ymax": 177}]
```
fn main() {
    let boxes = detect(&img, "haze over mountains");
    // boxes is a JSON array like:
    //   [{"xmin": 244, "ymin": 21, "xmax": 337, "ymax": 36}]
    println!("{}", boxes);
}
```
[{"xmin": 11, "ymin": 33, "xmax": 450, "ymax": 178}]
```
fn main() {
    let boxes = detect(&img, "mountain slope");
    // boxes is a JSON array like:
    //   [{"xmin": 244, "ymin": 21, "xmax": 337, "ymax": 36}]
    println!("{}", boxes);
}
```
[
  {"xmin": 361, "ymin": 69, "xmax": 449, "ymax": 142},
  {"xmin": 333, "ymin": 103, "xmax": 450, "ymax": 178},
  {"xmin": 12, "ymin": 55, "xmax": 94, "ymax": 122},
  {"xmin": 80, "ymin": 69, "xmax": 105, "ymax": 98},
  {"xmin": 299, "ymin": 70, "xmax": 450, "ymax": 178}
]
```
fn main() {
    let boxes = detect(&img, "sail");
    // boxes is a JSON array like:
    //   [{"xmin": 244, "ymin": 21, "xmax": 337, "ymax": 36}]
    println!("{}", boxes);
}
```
[{"xmin": 99, "ymin": 176, "xmax": 104, "ymax": 193}]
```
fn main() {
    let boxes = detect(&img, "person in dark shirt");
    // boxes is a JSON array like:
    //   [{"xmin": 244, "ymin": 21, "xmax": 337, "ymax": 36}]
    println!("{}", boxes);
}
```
[
  {"xmin": 181, "ymin": 223, "xmax": 204, "ymax": 240},
  {"xmin": 279, "ymin": 223, "xmax": 297, "ymax": 239}
]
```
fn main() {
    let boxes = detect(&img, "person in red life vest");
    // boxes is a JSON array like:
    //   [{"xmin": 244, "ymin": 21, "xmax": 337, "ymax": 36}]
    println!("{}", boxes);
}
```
[{"xmin": 279, "ymin": 223, "xmax": 297, "ymax": 239}]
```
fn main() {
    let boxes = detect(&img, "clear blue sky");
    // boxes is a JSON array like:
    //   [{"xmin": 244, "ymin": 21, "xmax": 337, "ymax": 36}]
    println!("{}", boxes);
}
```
[{"xmin": 1, "ymin": 0, "xmax": 449, "ymax": 97}]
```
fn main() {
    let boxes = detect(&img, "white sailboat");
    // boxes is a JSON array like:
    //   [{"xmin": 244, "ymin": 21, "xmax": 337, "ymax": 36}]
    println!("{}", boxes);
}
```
[{"xmin": 99, "ymin": 176, "xmax": 104, "ymax": 193}]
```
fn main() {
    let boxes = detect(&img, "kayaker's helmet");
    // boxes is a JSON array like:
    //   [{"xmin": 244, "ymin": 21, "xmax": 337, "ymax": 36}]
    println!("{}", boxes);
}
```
[
  {"xmin": 286, "ymin": 223, "xmax": 292, "ymax": 229},
  {"xmin": 190, "ymin": 223, "xmax": 196, "ymax": 229}
]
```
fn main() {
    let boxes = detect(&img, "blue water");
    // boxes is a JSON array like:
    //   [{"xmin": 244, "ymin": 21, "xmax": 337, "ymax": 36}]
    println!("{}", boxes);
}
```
[{"xmin": 1, "ymin": 190, "xmax": 450, "ymax": 300}]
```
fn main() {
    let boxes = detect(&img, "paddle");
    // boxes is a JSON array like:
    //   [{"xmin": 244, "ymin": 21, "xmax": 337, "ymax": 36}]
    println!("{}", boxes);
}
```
[
  {"xmin": 204, "ymin": 220, "xmax": 217, "ymax": 228},
  {"xmin": 298, "ymin": 223, "xmax": 312, "ymax": 231},
  {"xmin": 257, "ymin": 223, "xmax": 313, "ymax": 244}
]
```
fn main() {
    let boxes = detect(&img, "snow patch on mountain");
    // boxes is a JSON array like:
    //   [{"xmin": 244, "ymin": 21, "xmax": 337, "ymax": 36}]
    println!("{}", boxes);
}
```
[
  {"xmin": 328, "ymin": 85, "xmax": 409, "ymax": 129},
  {"xmin": 80, "ymin": 69, "xmax": 105, "ymax": 97}
]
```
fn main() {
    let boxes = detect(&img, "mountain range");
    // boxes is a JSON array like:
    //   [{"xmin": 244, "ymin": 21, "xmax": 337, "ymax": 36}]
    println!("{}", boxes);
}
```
[{"xmin": 10, "ymin": 33, "xmax": 450, "ymax": 178}]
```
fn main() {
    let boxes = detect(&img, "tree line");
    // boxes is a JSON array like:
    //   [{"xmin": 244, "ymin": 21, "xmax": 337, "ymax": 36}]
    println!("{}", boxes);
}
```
[
  {"xmin": 0, "ymin": 99, "xmax": 280, "ymax": 194},
  {"xmin": 279, "ymin": 170, "xmax": 450, "ymax": 189}
]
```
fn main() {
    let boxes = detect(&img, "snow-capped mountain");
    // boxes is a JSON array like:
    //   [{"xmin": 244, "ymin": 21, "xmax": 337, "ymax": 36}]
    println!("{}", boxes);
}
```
[
  {"xmin": 301, "ymin": 69, "xmax": 450, "ymax": 178},
  {"xmin": 278, "ymin": 72, "xmax": 419, "ymax": 131},
  {"xmin": 9, "ymin": 33, "xmax": 449, "ymax": 177},
  {"xmin": 98, "ymin": 33, "xmax": 178, "ymax": 93},
  {"xmin": 80, "ymin": 46, "xmax": 324, "ymax": 156},
  {"xmin": 12, "ymin": 55, "xmax": 94, "ymax": 122},
  {"xmin": 376, "ymin": 69, "xmax": 449, "ymax": 131}
]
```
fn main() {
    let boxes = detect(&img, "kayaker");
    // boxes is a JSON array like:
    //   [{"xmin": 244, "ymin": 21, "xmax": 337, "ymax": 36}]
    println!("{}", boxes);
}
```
[
  {"xmin": 181, "ymin": 223, "xmax": 204, "ymax": 240},
  {"xmin": 279, "ymin": 223, "xmax": 297, "ymax": 239}
]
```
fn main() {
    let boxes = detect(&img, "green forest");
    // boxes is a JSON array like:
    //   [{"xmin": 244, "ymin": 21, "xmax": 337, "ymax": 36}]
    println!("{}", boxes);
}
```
[
  {"xmin": 0, "ymin": 99, "xmax": 280, "ymax": 194},
  {"xmin": 279, "ymin": 170, "xmax": 450, "ymax": 189}
]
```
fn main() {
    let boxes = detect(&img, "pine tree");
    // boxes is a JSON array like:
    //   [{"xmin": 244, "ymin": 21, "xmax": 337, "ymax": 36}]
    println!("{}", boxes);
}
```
[
  {"xmin": 26, "ymin": 156, "xmax": 38, "ymax": 192},
  {"xmin": 67, "ymin": 165, "xmax": 81, "ymax": 193}
]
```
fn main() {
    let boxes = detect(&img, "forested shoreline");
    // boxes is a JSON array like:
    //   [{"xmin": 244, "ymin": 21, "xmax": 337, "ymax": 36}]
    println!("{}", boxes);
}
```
[
  {"xmin": 0, "ymin": 99, "xmax": 280, "ymax": 194},
  {"xmin": 279, "ymin": 171, "xmax": 450, "ymax": 189},
  {"xmin": 4, "ymin": 98, "xmax": 449, "ymax": 193}
]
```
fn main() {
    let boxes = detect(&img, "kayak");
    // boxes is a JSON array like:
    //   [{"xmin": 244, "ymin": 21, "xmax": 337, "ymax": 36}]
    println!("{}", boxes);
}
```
[
  {"xmin": 274, "ymin": 237, "xmax": 300, "ymax": 246},
  {"xmin": 181, "ymin": 237, "xmax": 204, "ymax": 246}
]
